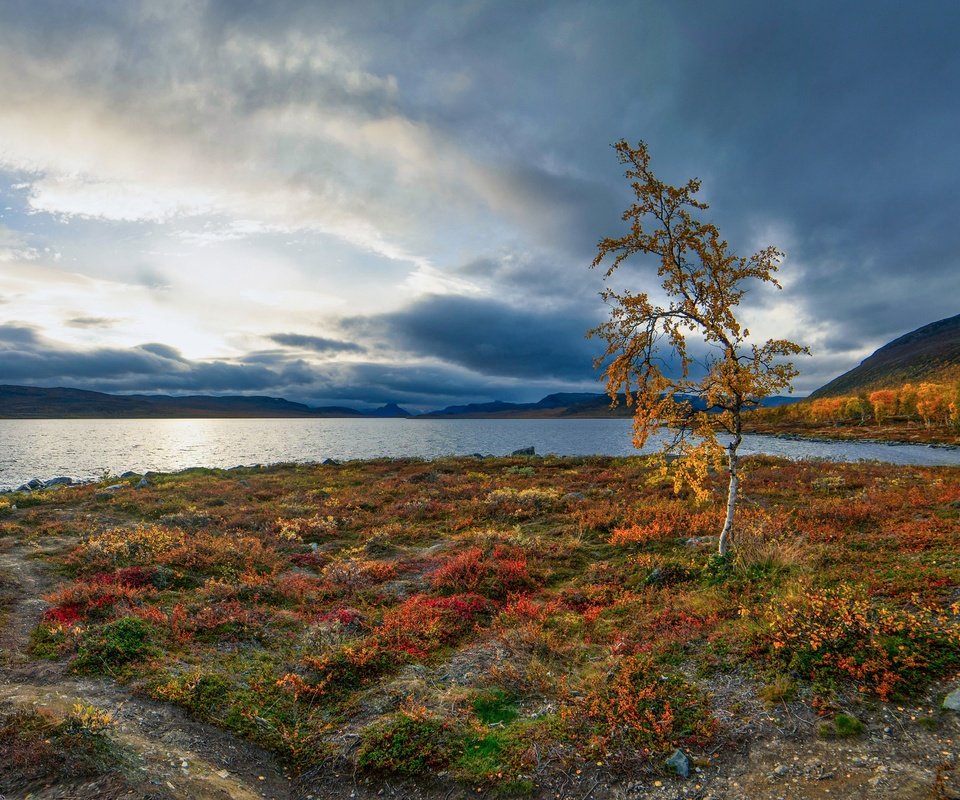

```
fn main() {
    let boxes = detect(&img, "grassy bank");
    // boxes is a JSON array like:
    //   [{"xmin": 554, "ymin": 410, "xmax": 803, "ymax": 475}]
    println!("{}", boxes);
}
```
[{"xmin": 1, "ymin": 455, "xmax": 958, "ymax": 796}]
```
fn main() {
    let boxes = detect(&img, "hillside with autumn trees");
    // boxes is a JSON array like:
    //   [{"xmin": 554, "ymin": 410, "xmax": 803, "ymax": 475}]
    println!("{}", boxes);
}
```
[
  {"xmin": 746, "ymin": 314, "xmax": 960, "ymax": 445},
  {"xmin": 812, "ymin": 313, "xmax": 960, "ymax": 398}
]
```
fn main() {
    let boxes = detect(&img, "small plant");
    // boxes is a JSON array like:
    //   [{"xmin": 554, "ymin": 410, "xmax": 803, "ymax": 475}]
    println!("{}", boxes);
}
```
[
  {"xmin": 69, "ymin": 702, "xmax": 115, "ymax": 733},
  {"xmin": 817, "ymin": 712, "xmax": 863, "ymax": 737},
  {"xmin": 74, "ymin": 616, "xmax": 160, "ymax": 673},
  {"xmin": 357, "ymin": 711, "xmax": 456, "ymax": 776},
  {"xmin": 758, "ymin": 674, "xmax": 797, "ymax": 704}
]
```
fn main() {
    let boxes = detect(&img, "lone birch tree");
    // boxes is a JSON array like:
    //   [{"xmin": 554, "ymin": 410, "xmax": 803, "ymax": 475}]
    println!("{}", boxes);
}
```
[{"xmin": 590, "ymin": 141, "xmax": 807, "ymax": 556}]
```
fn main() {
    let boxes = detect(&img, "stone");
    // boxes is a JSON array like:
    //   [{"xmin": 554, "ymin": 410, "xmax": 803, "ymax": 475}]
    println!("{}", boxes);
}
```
[
  {"xmin": 103, "ymin": 483, "xmax": 125, "ymax": 492},
  {"xmin": 120, "ymin": 471, "xmax": 140, "ymax": 479},
  {"xmin": 322, "ymin": 458, "xmax": 340, "ymax": 466},
  {"xmin": 136, "ymin": 477, "xmax": 151, "ymax": 489},
  {"xmin": 666, "ymin": 748, "xmax": 690, "ymax": 778},
  {"xmin": 511, "ymin": 446, "xmax": 536, "ymax": 456},
  {"xmin": 943, "ymin": 688, "xmax": 960, "ymax": 712},
  {"xmin": 44, "ymin": 476, "xmax": 74, "ymax": 487}
]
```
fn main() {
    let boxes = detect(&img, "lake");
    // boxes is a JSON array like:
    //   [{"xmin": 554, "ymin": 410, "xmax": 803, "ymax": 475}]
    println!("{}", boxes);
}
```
[{"xmin": 0, "ymin": 417, "xmax": 958, "ymax": 490}]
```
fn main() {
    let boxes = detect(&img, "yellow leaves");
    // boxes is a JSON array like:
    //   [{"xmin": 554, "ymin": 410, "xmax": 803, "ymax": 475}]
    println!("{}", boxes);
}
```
[{"xmin": 71, "ymin": 702, "xmax": 114, "ymax": 732}]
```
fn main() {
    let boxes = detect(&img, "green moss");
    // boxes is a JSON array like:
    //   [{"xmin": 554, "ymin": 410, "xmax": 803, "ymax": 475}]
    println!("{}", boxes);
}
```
[
  {"xmin": 818, "ymin": 713, "xmax": 864, "ymax": 737},
  {"xmin": 472, "ymin": 689, "xmax": 519, "ymax": 726}
]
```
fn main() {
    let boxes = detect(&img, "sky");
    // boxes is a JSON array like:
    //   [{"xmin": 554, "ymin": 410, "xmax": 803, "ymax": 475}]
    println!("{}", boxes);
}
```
[{"xmin": 1, "ymin": 0, "xmax": 958, "ymax": 411}]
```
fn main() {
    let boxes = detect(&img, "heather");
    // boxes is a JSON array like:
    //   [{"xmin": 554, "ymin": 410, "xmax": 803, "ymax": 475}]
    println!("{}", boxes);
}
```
[{"xmin": 3, "ymin": 455, "xmax": 959, "ymax": 793}]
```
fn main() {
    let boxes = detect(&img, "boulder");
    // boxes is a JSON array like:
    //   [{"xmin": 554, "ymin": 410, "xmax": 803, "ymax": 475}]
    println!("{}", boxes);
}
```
[
  {"xmin": 511, "ymin": 446, "xmax": 535, "ymax": 456},
  {"xmin": 943, "ymin": 688, "xmax": 960, "ymax": 712},
  {"xmin": 136, "ymin": 477, "xmax": 151, "ymax": 489},
  {"xmin": 119, "ymin": 471, "xmax": 141, "ymax": 479},
  {"xmin": 322, "ymin": 458, "xmax": 340, "ymax": 466},
  {"xmin": 44, "ymin": 476, "xmax": 74, "ymax": 488},
  {"xmin": 27, "ymin": 478, "xmax": 44, "ymax": 490},
  {"xmin": 666, "ymin": 748, "xmax": 690, "ymax": 778}
]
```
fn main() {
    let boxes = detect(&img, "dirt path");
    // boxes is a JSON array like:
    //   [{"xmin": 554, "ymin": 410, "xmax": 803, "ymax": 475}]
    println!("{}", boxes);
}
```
[{"xmin": 0, "ymin": 533, "xmax": 293, "ymax": 800}]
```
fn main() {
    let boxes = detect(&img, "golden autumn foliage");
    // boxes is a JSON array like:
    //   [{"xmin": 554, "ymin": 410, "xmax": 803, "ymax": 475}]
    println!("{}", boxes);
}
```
[
  {"xmin": 750, "ymin": 379, "xmax": 960, "ymax": 433},
  {"xmin": 590, "ymin": 140, "xmax": 807, "ymax": 554}
]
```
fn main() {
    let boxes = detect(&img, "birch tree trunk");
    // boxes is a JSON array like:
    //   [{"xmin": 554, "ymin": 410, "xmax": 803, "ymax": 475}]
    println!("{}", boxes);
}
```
[{"xmin": 718, "ymin": 434, "xmax": 741, "ymax": 557}]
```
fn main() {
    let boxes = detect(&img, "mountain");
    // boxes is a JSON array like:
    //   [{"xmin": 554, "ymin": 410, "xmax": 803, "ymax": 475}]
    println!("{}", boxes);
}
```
[
  {"xmin": 370, "ymin": 403, "xmax": 413, "ymax": 418},
  {"xmin": 0, "ymin": 385, "xmax": 797, "ymax": 419},
  {"xmin": 0, "ymin": 386, "xmax": 403, "ymax": 419},
  {"xmin": 421, "ymin": 392, "xmax": 631, "ymax": 418},
  {"xmin": 422, "ymin": 392, "xmax": 799, "ymax": 418},
  {"xmin": 810, "ymin": 313, "xmax": 960, "ymax": 398}
]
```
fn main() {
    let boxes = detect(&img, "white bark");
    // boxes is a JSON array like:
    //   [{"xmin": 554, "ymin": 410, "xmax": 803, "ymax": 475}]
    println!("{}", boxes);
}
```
[{"xmin": 718, "ymin": 439, "xmax": 739, "ymax": 556}]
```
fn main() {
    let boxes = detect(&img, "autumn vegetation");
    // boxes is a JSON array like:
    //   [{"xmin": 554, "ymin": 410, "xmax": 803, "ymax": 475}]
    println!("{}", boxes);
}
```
[
  {"xmin": 1, "ymin": 454, "xmax": 958, "ymax": 794},
  {"xmin": 747, "ymin": 380, "xmax": 960, "ymax": 443}
]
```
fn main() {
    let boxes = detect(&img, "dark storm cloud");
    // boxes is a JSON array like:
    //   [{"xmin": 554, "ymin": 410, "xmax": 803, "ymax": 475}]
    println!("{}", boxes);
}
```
[
  {"xmin": 636, "ymin": 1, "xmax": 960, "ymax": 353},
  {"xmin": 0, "ymin": 325, "xmax": 312, "ymax": 393},
  {"xmin": 269, "ymin": 333, "xmax": 365, "ymax": 354},
  {"xmin": 344, "ymin": 294, "xmax": 604, "ymax": 382}
]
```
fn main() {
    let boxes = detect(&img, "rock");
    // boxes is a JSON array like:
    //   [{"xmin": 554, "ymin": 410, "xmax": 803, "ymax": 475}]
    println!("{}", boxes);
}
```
[
  {"xmin": 103, "ymin": 483, "xmax": 125, "ymax": 492},
  {"xmin": 773, "ymin": 764, "xmax": 790, "ymax": 777},
  {"xmin": 943, "ymin": 688, "xmax": 960, "ymax": 712},
  {"xmin": 322, "ymin": 458, "xmax": 340, "ymax": 466},
  {"xmin": 511, "ymin": 446, "xmax": 535, "ymax": 456},
  {"xmin": 120, "ymin": 471, "xmax": 140, "ymax": 479},
  {"xmin": 666, "ymin": 748, "xmax": 690, "ymax": 778},
  {"xmin": 136, "ymin": 477, "xmax": 151, "ymax": 489},
  {"xmin": 44, "ymin": 476, "xmax": 74, "ymax": 488},
  {"xmin": 15, "ymin": 484, "xmax": 32, "ymax": 493}
]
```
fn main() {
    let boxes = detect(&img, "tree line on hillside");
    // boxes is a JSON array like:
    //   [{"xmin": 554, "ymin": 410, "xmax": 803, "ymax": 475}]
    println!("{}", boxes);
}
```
[{"xmin": 749, "ymin": 381, "xmax": 960, "ymax": 430}]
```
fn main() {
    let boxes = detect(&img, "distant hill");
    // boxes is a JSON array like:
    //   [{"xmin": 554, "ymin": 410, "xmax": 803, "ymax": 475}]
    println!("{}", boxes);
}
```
[
  {"xmin": 810, "ymin": 313, "xmax": 960, "ymax": 398},
  {"xmin": 421, "ymin": 392, "xmax": 631, "ymax": 418},
  {"xmin": 422, "ymin": 392, "xmax": 799, "ymax": 418},
  {"xmin": 0, "ymin": 386, "xmax": 404, "ymax": 419},
  {"xmin": 0, "ymin": 385, "xmax": 796, "ymax": 420}
]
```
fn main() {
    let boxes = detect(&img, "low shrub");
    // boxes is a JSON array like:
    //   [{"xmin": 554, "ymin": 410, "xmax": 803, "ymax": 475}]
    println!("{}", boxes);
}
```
[
  {"xmin": 73, "ymin": 616, "xmax": 160, "ymax": 673},
  {"xmin": 357, "ymin": 711, "xmax": 457, "ymax": 776},
  {"xmin": 761, "ymin": 586, "xmax": 960, "ymax": 699}
]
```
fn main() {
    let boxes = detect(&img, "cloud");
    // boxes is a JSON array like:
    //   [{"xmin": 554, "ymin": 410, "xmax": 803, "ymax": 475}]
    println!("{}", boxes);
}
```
[
  {"xmin": 343, "ymin": 294, "xmax": 604, "ymax": 382},
  {"xmin": 0, "ymin": 324, "xmax": 311, "ymax": 393},
  {"xmin": 65, "ymin": 316, "xmax": 121, "ymax": 329},
  {"xmin": 268, "ymin": 333, "xmax": 365, "ymax": 354}
]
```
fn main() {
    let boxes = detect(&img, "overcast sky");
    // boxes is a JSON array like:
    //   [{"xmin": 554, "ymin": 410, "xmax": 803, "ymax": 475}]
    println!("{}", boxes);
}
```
[{"xmin": 1, "ymin": 0, "xmax": 958, "ymax": 410}]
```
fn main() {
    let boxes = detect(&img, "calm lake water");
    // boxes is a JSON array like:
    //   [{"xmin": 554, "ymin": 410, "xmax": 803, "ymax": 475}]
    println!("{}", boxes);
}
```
[{"xmin": 0, "ymin": 417, "xmax": 957, "ymax": 490}]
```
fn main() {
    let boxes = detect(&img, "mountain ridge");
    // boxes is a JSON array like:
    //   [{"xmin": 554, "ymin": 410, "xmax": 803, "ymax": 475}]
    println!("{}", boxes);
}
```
[
  {"xmin": 810, "ymin": 312, "xmax": 960, "ymax": 398},
  {"xmin": 0, "ymin": 384, "xmax": 798, "ymax": 419}
]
